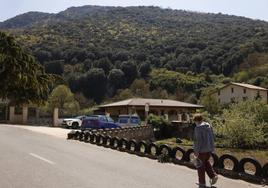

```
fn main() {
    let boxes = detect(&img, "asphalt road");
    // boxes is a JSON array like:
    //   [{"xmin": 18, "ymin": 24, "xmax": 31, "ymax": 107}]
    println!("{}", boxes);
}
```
[{"xmin": 0, "ymin": 125, "xmax": 264, "ymax": 188}]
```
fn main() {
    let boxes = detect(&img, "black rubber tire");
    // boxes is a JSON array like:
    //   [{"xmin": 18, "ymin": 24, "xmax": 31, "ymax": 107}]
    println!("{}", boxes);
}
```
[
  {"xmin": 72, "ymin": 122, "xmax": 79, "ymax": 129},
  {"xmin": 184, "ymin": 149, "xmax": 194, "ymax": 162},
  {"xmin": 262, "ymin": 163, "xmax": 268, "ymax": 178},
  {"xmin": 84, "ymin": 132, "xmax": 90, "ymax": 142},
  {"xmin": 171, "ymin": 147, "xmax": 186, "ymax": 160},
  {"xmin": 99, "ymin": 134, "xmax": 106, "ymax": 146},
  {"xmin": 74, "ymin": 131, "xmax": 80, "ymax": 140},
  {"xmin": 104, "ymin": 136, "xmax": 112, "ymax": 147},
  {"xmin": 89, "ymin": 133, "xmax": 95, "ymax": 143},
  {"xmin": 128, "ymin": 139, "xmax": 138, "ymax": 152},
  {"xmin": 120, "ymin": 138, "xmax": 130, "ymax": 150},
  {"xmin": 95, "ymin": 134, "xmax": 101, "ymax": 145},
  {"xmin": 147, "ymin": 143, "xmax": 160, "ymax": 156},
  {"xmin": 239, "ymin": 157, "xmax": 263, "ymax": 177},
  {"xmin": 158, "ymin": 144, "xmax": 172, "ymax": 156},
  {"xmin": 79, "ymin": 132, "xmax": 84, "ymax": 141},
  {"xmin": 211, "ymin": 153, "xmax": 219, "ymax": 168},
  {"xmin": 111, "ymin": 137, "xmax": 120, "ymax": 149},
  {"xmin": 67, "ymin": 131, "xmax": 76, "ymax": 139},
  {"xmin": 218, "ymin": 154, "xmax": 240, "ymax": 172},
  {"xmin": 137, "ymin": 141, "xmax": 149, "ymax": 154}
]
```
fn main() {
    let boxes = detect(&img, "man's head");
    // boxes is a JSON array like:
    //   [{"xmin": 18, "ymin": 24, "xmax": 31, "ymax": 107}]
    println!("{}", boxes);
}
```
[{"xmin": 193, "ymin": 113, "xmax": 203, "ymax": 123}]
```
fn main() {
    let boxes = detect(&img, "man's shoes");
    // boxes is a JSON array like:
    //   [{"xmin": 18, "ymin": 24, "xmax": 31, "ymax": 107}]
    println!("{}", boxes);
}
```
[{"xmin": 210, "ymin": 175, "xmax": 218, "ymax": 185}]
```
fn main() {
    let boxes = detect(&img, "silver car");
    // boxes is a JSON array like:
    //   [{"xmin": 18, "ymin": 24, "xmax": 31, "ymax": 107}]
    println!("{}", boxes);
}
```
[{"xmin": 118, "ymin": 115, "xmax": 141, "ymax": 127}]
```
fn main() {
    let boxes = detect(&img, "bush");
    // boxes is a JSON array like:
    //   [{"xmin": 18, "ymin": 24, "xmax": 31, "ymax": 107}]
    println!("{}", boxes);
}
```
[
  {"xmin": 214, "ymin": 100, "xmax": 268, "ymax": 149},
  {"xmin": 147, "ymin": 114, "xmax": 172, "ymax": 139}
]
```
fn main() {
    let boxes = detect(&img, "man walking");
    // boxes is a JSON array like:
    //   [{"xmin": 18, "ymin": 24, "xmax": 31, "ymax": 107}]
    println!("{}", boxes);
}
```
[{"xmin": 193, "ymin": 114, "xmax": 218, "ymax": 187}]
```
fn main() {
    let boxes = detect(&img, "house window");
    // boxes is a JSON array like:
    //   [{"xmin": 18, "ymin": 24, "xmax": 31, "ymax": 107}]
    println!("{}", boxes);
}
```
[
  {"xmin": 218, "ymin": 98, "xmax": 221, "ymax": 103},
  {"xmin": 230, "ymin": 97, "xmax": 235, "ymax": 103},
  {"xmin": 243, "ymin": 97, "xmax": 247, "ymax": 101},
  {"xmin": 218, "ymin": 90, "xmax": 220, "ymax": 96},
  {"xmin": 243, "ymin": 88, "xmax": 246, "ymax": 94},
  {"xmin": 231, "ymin": 88, "xmax": 234, "ymax": 93}
]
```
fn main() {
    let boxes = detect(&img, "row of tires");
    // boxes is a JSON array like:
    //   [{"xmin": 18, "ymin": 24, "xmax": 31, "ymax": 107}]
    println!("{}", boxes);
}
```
[{"xmin": 67, "ymin": 131, "xmax": 268, "ymax": 181}]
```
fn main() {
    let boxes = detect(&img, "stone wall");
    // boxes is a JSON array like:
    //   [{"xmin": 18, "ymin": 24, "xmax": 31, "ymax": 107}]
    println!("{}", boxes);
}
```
[{"xmin": 88, "ymin": 125, "xmax": 154, "ymax": 141}]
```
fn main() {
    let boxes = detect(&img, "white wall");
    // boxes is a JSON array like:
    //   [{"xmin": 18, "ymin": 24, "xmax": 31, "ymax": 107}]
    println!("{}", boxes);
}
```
[{"xmin": 212, "ymin": 84, "xmax": 267, "ymax": 104}]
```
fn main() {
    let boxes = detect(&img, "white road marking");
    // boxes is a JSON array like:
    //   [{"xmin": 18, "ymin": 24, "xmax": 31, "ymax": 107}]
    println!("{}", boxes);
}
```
[{"xmin": 29, "ymin": 153, "xmax": 55, "ymax": 165}]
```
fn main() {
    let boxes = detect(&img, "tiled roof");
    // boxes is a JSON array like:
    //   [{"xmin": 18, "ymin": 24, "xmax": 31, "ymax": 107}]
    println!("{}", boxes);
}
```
[{"xmin": 99, "ymin": 98, "xmax": 203, "ymax": 108}]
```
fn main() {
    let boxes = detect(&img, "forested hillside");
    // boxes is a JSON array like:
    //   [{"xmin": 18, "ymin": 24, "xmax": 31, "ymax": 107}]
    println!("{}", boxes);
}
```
[{"xmin": 1, "ymin": 5, "xmax": 268, "ymax": 104}]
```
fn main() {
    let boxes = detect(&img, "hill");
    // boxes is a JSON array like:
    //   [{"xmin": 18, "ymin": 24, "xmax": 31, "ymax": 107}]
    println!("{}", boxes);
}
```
[{"xmin": 1, "ymin": 5, "xmax": 268, "ymax": 103}]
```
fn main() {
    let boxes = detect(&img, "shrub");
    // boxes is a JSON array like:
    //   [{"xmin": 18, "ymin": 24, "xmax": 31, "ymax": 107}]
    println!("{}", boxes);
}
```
[
  {"xmin": 214, "ymin": 100, "xmax": 268, "ymax": 149},
  {"xmin": 147, "ymin": 114, "xmax": 172, "ymax": 139}
]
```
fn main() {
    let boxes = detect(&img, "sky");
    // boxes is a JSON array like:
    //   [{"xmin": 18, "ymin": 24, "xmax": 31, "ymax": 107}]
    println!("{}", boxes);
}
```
[{"xmin": 0, "ymin": 0, "xmax": 268, "ymax": 22}]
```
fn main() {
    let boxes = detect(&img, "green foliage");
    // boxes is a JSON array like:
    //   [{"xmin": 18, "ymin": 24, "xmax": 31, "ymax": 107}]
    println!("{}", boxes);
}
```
[
  {"xmin": 3, "ymin": 6, "xmax": 268, "ymax": 77},
  {"xmin": 78, "ymin": 68, "xmax": 107, "ymax": 104},
  {"xmin": 150, "ymin": 69, "xmax": 207, "ymax": 95},
  {"xmin": 44, "ymin": 60, "xmax": 64, "ymax": 75},
  {"xmin": 0, "ymin": 31, "xmax": 55, "ymax": 105},
  {"xmin": 148, "ymin": 114, "xmax": 173, "ymax": 139},
  {"xmin": 108, "ymin": 69, "xmax": 125, "ymax": 90},
  {"xmin": 234, "ymin": 53, "xmax": 268, "ymax": 88},
  {"xmin": 113, "ymin": 89, "xmax": 133, "ymax": 101},
  {"xmin": 139, "ymin": 61, "xmax": 151, "ymax": 78},
  {"xmin": 130, "ymin": 79, "xmax": 150, "ymax": 98},
  {"xmin": 200, "ymin": 92, "xmax": 222, "ymax": 115},
  {"xmin": 147, "ymin": 114, "xmax": 171, "ymax": 128},
  {"xmin": 214, "ymin": 100, "xmax": 268, "ymax": 149},
  {"xmin": 120, "ymin": 61, "xmax": 138, "ymax": 85},
  {"xmin": 47, "ymin": 85, "xmax": 80, "ymax": 115},
  {"xmin": 2, "ymin": 6, "xmax": 268, "ymax": 104}
]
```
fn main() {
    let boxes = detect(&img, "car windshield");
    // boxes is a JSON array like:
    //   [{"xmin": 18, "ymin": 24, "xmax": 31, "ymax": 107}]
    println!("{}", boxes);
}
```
[
  {"xmin": 86, "ymin": 116, "xmax": 99, "ymax": 120},
  {"xmin": 107, "ymin": 117, "xmax": 114, "ymax": 123},
  {"xmin": 75, "ymin": 116, "xmax": 84, "ymax": 120},
  {"xmin": 119, "ymin": 118, "xmax": 128, "ymax": 124},
  {"xmin": 130, "ymin": 117, "xmax": 140, "ymax": 124}
]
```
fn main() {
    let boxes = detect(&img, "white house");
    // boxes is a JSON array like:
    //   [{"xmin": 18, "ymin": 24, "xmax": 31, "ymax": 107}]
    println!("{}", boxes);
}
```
[{"xmin": 210, "ymin": 82, "xmax": 268, "ymax": 104}]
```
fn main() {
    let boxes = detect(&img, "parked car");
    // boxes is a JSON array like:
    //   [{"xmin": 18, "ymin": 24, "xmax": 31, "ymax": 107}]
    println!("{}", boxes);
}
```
[
  {"xmin": 81, "ymin": 115, "xmax": 120, "ymax": 130},
  {"xmin": 118, "ymin": 115, "xmax": 141, "ymax": 127},
  {"xmin": 62, "ymin": 115, "xmax": 87, "ymax": 129}
]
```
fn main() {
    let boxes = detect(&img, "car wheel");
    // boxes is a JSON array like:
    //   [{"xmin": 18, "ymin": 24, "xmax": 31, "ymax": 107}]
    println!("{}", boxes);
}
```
[{"xmin": 72, "ymin": 122, "xmax": 79, "ymax": 129}]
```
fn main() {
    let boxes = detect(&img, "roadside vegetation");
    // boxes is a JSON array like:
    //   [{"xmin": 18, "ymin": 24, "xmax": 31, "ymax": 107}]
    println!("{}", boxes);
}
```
[{"xmin": 153, "ymin": 100, "xmax": 268, "ymax": 167}]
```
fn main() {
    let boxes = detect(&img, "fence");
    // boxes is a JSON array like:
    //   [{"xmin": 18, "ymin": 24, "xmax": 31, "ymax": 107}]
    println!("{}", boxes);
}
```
[
  {"xmin": 67, "ymin": 126, "xmax": 268, "ymax": 185},
  {"xmin": 27, "ymin": 107, "xmax": 53, "ymax": 126}
]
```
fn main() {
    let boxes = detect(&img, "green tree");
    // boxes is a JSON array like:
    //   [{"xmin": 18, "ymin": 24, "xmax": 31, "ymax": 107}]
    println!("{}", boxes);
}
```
[
  {"xmin": 121, "ymin": 61, "xmax": 138, "ymax": 85},
  {"xmin": 108, "ymin": 69, "xmax": 125, "ymax": 90},
  {"xmin": 47, "ymin": 85, "xmax": 80, "ymax": 115},
  {"xmin": 0, "ymin": 32, "xmax": 55, "ymax": 105},
  {"xmin": 130, "ymin": 79, "xmax": 150, "ymax": 98},
  {"xmin": 139, "ymin": 61, "xmax": 151, "ymax": 78},
  {"xmin": 114, "ymin": 89, "xmax": 133, "ymax": 101},
  {"xmin": 44, "ymin": 60, "xmax": 64, "ymax": 75},
  {"xmin": 95, "ymin": 57, "xmax": 113, "ymax": 75},
  {"xmin": 200, "ymin": 94, "xmax": 221, "ymax": 115},
  {"xmin": 79, "ymin": 68, "xmax": 107, "ymax": 104}
]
